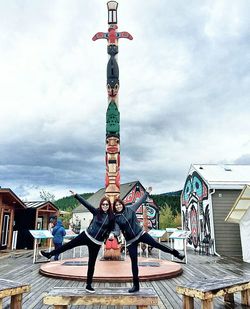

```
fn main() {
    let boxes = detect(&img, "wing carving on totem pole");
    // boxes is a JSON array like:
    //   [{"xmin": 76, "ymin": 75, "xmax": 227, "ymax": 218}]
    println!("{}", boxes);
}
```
[
  {"xmin": 117, "ymin": 31, "xmax": 133, "ymax": 40},
  {"xmin": 92, "ymin": 32, "xmax": 109, "ymax": 41},
  {"xmin": 92, "ymin": 29, "xmax": 133, "ymax": 42}
]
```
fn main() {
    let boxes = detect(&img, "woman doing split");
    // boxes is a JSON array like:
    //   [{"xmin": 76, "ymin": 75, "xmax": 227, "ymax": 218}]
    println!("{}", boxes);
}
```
[
  {"xmin": 113, "ymin": 187, "xmax": 185, "ymax": 293},
  {"xmin": 40, "ymin": 191, "xmax": 114, "ymax": 293}
]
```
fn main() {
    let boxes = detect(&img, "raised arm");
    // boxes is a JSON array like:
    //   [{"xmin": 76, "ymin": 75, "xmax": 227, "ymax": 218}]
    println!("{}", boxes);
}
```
[
  {"xmin": 130, "ymin": 187, "xmax": 152, "ymax": 212},
  {"xmin": 70, "ymin": 190, "xmax": 97, "ymax": 215}
]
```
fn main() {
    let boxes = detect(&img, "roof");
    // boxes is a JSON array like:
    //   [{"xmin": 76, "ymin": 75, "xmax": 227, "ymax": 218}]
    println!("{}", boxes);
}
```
[
  {"xmin": 73, "ymin": 181, "xmax": 140, "ymax": 213},
  {"xmin": 24, "ymin": 201, "xmax": 58, "ymax": 210},
  {"xmin": 191, "ymin": 164, "xmax": 250, "ymax": 189},
  {"xmin": 0, "ymin": 188, "xmax": 26, "ymax": 209},
  {"xmin": 225, "ymin": 185, "xmax": 250, "ymax": 223}
]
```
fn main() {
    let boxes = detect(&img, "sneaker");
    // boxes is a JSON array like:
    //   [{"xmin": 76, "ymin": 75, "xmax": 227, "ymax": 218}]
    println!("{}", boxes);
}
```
[
  {"xmin": 85, "ymin": 285, "xmax": 95, "ymax": 293},
  {"xmin": 128, "ymin": 285, "xmax": 140, "ymax": 293},
  {"xmin": 39, "ymin": 250, "xmax": 52, "ymax": 259},
  {"xmin": 173, "ymin": 250, "xmax": 185, "ymax": 261}
]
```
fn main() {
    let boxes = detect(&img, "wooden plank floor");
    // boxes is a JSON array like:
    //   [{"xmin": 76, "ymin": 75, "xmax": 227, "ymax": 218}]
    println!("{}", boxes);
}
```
[{"xmin": 0, "ymin": 246, "xmax": 250, "ymax": 309}]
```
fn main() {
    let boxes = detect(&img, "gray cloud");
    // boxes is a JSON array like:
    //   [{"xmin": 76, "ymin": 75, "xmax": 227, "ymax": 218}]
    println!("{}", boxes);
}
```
[
  {"xmin": 234, "ymin": 154, "xmax": 250, "ymax": 165},
  {"xmin": 1, "ymin": 0, "xmax": 250, "ymax": 199}
]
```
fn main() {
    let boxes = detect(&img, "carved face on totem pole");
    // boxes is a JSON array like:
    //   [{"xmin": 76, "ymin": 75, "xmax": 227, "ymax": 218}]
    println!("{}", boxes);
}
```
[
  {"xmin": 107, "ymin": 45, "xmax": 119, "ymax": 100},
  {"xmin": 106, "ymin": 136, "xmax": 120, "ymax": 154},
  {"xmin": 105, "ymin": 136, "xmax": 120, "ymax": 190},
  {"xmin": 108, "ymin": 44, "xmax": 118, "ymax": 56},
  {"xmin": 106, "ymin": 101, "xmax": 120, "ymax": 135}
]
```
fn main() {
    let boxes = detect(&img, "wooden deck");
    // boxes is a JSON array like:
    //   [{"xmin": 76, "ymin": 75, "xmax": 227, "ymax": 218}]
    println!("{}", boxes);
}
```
[{"xmin": 0, "ymin": 246, "xmax": 250, "ymax": 309}]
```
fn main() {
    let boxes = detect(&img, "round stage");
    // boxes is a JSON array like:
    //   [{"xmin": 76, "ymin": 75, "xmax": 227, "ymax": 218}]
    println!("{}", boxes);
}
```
[{"xmin": 40, "ymin": 257, "xmax": 183, "ymax": 282}]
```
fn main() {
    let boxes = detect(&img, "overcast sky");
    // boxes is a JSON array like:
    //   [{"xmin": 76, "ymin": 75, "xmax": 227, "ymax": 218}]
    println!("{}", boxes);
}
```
[{"xmin": 0, "ymin": 0, "xmax": 250, "ymax": 200}]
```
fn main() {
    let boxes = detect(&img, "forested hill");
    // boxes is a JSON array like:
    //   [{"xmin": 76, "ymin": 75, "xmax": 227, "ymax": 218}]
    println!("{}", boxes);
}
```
[
  {"xmin": 151, "ymin": 190, "xmax": 182, "ymax": 215},
  {"xmin": 54, "ymin": 193, "xmax": 93, "ymax": 210},
  {"xmin": 54, "ymin": 190, "xmax": 182, "ymax": 213}
]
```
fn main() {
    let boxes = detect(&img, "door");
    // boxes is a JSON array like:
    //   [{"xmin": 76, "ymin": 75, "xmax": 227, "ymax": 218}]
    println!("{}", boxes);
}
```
[{"xmin": 1, "ymin": 212, "xmax": 10, "ymax": 249}]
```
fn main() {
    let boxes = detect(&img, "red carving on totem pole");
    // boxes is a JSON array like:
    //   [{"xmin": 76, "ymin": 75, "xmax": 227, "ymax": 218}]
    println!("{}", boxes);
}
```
[{"xmin": 92, "ymin": 25, "xmax": 133, "ymax": 44}]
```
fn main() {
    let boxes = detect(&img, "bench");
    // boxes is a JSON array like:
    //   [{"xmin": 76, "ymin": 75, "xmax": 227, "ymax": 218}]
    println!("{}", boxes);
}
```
[
  {"xmin": 0, "ymin": 278, "xmax": 31, "ymax": 309},
  {"xmin": 176, "ymin": 276, "xmax": 250, "ymax": 309},
  {"xmin": 43, "ymin": 287, "xmax": 158, "ymax": 309}
]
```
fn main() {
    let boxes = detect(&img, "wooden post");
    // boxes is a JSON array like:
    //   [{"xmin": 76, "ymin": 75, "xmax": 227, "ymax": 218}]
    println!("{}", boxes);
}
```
[
  {"xmin": 10, "ymin": 293, "xmax": 22, "ymax": 309},
  {"xmin": 137, "ymin": 306, "xmax": 148, "ymax": 309},
  {"xmin": 33, "ymin": 239, "xmax": 37, "ymax": 264},
  {"xmin": 0, "ymin": 298, "xmax": 3, "ymax": 309},
  {"xmin": 0, "ymin": 208, "xmax": 4, "ymax": 248},
  {"xmin": 241, "ymin": 289, "xmax": 250, "ymax": 306},
  {"xmin": 143, "ymin": 205, "xmax": 149, "ymax": 232},
  {"xmin": 54, "ymin": 306, "xmax": 67, "ymax": 309},
  {"xmin": 8, "ymin": 209, "xmax": 14, "ymax": 249},
  {"xmin": 183, "ymin": 295, "xmax": 194, "ymax": 309},
  {"xmin": 201, "ymin": 299, "xmax": 213, "ymax": 309}
]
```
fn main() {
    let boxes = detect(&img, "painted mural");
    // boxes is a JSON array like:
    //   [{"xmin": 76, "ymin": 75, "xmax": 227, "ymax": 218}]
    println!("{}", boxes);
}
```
[
  {"xmin": 123, "ymin": 184, "xmax": 158, "ymax": 229},
  {"xmin": 181, "ymin": 171, "xmax": 212, "ymax": 252}
]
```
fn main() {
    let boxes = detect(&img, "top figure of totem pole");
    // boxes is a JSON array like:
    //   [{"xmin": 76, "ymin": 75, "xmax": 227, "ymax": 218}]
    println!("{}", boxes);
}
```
[{"xmin": 93, "ymin": 1, "xmax": 133, "ymax": 203}]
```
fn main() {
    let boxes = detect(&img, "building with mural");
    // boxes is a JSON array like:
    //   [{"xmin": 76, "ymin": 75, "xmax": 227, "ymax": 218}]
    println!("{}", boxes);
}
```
[
  {"xmin": 72, "ymin": 181, "xmax": 159, "ymax": 231},
  {"xmin": 181, "ymin": 164, "xmax": 250, "ymax": 257}
]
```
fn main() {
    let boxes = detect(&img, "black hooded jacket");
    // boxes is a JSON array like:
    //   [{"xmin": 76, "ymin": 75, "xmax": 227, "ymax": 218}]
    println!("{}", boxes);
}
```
[
  {"xmin": 75, "ymin": 194, "xmax": 114, "ymax": 242},
  {"xmin": 114, "ymin": 192, "xmax": 148, "ymax": 245}
]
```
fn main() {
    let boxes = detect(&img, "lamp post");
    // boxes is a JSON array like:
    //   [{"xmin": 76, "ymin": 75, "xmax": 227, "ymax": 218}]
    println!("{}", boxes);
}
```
[
  {"xmin": 107, "ymin": 1, "xmax": 118, "ymax": 24},
  {"xmin": 93, "ymin": 2, "xmax": 133, "ymax": 203}
]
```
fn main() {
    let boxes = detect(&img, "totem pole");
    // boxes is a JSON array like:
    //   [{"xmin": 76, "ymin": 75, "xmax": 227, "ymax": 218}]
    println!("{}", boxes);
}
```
[{"xmin": 93, "ymin": 1, "xmax": 133, "ymax": 203}]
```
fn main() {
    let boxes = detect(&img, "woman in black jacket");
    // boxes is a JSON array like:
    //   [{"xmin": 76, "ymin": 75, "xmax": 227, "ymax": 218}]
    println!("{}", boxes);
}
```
[
  {"xmin": 40, "ymin": 191, "xmax": 114, "ymax": 293},
  {"xmin": 113, "ymin": 187, "xmax": 184, "ymax": 293}
]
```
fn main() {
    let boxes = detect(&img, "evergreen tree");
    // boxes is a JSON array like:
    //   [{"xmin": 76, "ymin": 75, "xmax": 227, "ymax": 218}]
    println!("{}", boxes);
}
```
[{"xmin": 159, "ymin": 204, "xmax": 181, "ymax": 229}]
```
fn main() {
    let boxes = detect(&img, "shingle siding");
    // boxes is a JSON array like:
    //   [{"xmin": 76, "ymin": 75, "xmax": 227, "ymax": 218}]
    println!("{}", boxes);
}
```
[{"xmin": 212, "ymin": 190, "xmax": 242, "ymax": 256}]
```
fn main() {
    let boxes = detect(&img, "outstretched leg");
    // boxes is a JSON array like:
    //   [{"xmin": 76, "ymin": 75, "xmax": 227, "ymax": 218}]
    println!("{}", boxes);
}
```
[
  {"xmin": 140, "ymin": 232, "xmax": 185, "ymax": 260},
  {"xmin": 41, "ymin": 231, "xmax": 90, "ymax": 259},
  {"xmin": 127, "ymin": 243, "xmax": 140, "ymax": 293}
]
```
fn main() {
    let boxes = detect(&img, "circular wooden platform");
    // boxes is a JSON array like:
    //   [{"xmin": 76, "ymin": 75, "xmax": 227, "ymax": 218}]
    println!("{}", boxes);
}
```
[{"xmin": 40, "ymin": 257, "xmax": 183, "ymax": 282}]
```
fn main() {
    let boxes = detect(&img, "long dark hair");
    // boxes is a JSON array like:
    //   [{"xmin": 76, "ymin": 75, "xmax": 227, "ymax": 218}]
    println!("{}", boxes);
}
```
[
  {"xmin": 113, "ymin": 198, "xmax": 125, "ymax": 213},
  {"xmin": 97, "ymin": 197, "xmax": 114, "ymax": 226}
]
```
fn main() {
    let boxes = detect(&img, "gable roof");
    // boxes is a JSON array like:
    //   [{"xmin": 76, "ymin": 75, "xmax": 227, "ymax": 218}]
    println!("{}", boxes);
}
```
[
  {"xmin": 0, "ymin": 188, "xmax": 26, "ymax": 209},
  {"xmin": 191, "ymin": 164, "xmax": 250, "ymax": 189},
  {"xmin": 73, "ymin": 181, "xmax": 140, "ymax": 213},
  {"xmin": 25, "ymin": 201, "xmax": 58, "ymax": 211},
  {"xmin": 225, "ymin": 185, "xmax": 250, "ymax": 223}
]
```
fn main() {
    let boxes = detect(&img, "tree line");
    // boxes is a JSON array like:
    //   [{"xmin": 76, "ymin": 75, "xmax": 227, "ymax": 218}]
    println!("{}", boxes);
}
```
[
  {"xmin": 54, "ymin": 190, "xmax": 183, "ymax": 229},
  {"xmin": 54, "ymin": 191, "xmax": 182, "ymax": 213},
  {"xmin": 54, "ymin": 193, "xmax": 94, "ymax": 210}
]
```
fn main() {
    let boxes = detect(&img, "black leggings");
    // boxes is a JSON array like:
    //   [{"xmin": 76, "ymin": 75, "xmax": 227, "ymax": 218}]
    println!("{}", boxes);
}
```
[
  {"xmin": 50, "ymin": 231, "xmax": 101, "ymax": 285},
  {"xmin": 127, "ymin": 232, "xmax": 174, "ymax": 282}
]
